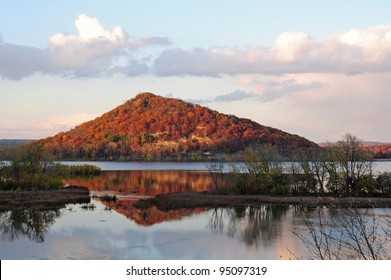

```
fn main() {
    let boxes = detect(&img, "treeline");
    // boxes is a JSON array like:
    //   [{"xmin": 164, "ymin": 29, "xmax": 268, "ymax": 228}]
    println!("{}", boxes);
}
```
[
  {"xmin": 0, "ymin": 142, "xmax": 101, "ymax": 190},
  {"xmin": 364, "ymin": 144, "xmax": 391, "ymax": 159},
  {"xmin": 210, "ymin": 133, "xmax": 391, "ymax": 196}
]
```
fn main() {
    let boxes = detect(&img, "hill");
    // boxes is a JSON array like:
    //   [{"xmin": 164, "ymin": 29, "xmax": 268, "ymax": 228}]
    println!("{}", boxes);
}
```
[
  {"xmin": 41, "ymin": 92, "xmax": 318, "ymax": 160},
  {"xmin": 0, "ymin": 139, "xmax": 34, "ymax": 148},
  {"xmin": 363, "ymin": 144, "xmax": 391, "ymax": 159},
  {"xmin": 319, "ymin": 141, "xmax": 391, "ymax": 159}
]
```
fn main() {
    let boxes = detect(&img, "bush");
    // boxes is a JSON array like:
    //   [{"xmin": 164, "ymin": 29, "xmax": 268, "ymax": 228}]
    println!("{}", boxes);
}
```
[
  {"xmin": 0, "ymin": 142, "xmax": 100, "ymax": 190},
  {"xmin": 374, "ymin": 172, "xmax": 391, "ymax": 195},
  {"xmin": 272, "ymin": 183, "xmax": 290, "ymax": 195}
]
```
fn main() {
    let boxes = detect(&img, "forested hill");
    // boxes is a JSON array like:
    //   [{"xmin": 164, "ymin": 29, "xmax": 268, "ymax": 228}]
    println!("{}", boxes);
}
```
[{"xmin": 41, "ymin": 92, "xmax": 318, "ymax": 160}]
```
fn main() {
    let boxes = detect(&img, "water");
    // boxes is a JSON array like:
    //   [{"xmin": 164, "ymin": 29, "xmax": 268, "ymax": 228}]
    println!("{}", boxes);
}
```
[
  {"xmin": 58, "ymin": 161, "xmax": 217, "ymax": 171},
  {"xmin": 58, "ymin": 160, "xmax": 391, "ymax": 172},
  {"xmin": 0, "ymin": 202, "xmax": 302, "ymax": 259},
  {"xmin": 1, "ymin": 161, "xmax": 391, "ymax": 259}
]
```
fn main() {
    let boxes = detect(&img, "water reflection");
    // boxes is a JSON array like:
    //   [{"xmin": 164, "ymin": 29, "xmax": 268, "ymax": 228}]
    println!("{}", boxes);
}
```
[
  {"xmin": 292, "ymin": 207, "xmax": 391, "ymax": 260},
  {"xmin": 65, "ymin": 170, "xmax": 214, "ymax": 196},
  {"xmin": 65, "ymin": 170, "xmax": 215, "ymax": 226},
  {"xmin": 0, "ymin": 209, "xmax": 62, "ymax": 243},
  {"xmin": 98, "ymin": 199, "xmax": 209, "ymax": 226},
  {"xmin": 208, "ymin": 206, "xmax": 289, "ymax": 247}
]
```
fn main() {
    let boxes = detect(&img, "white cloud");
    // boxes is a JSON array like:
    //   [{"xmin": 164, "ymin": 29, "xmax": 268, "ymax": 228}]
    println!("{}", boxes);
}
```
[
  {"xmin": 154, "ymin": 25, "xmax": 391, "ymax": 76},
  {"xmin": 0, "ymin": 14, "xmax": 170, "ymax": 79},
  {"xmin": 48, "ymin": 14, "xmax": 128, "ymax": 73},
  {"xmin": 275, "ymin": 32, "xmax": 313, "ymax": 62},
  {"xmin": 47, "ymin": 14, "xmax": 170, "ymax": 77},
  {"xmin": 3, "ymin": 22, "xmax": 391, "ymax": 79}
]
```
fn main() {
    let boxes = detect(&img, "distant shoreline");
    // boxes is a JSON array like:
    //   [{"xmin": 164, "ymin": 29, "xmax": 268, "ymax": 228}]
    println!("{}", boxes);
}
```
[
  {"xmin": 134, "ymin": 192, "xmax": 391, "ymax": 210},
  {"xmin": 0, "ymin": 186, "xmax": 90, "ymax": 211},
  {"xmin": 54, "ymin": 158, "xmax": 391, "ymax": 162}
]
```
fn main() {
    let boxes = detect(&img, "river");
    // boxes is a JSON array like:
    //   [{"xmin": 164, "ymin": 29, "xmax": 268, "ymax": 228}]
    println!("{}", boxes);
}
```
[{"xmin": 1, "ymin": 161, "xmax": 390, "ymax": 259}]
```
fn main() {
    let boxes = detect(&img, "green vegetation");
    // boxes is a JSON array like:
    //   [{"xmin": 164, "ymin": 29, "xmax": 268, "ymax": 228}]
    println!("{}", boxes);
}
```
[
  {"xmin": 0, "ymin": 142, "xmax": 100, "ymax": 190},
  {"xmin": 53, "ymin": 164, "xmax": 101, "ymax": 176},
  {"xmin": 213, "ymin": 133, "xmax": 391, "ymax": 196}
]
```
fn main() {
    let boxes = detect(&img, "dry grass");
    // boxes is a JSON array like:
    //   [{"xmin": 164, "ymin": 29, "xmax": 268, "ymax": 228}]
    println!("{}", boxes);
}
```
[
  {"xmin": 135, "ymin": 192, "xmax": 391, "ymax": 211},
  {"xmin": 0, "ymin": 186, "xmax": 90, "ymax": 210}
]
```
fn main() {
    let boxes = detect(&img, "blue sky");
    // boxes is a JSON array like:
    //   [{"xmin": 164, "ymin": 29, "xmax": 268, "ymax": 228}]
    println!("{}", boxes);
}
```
[{"xmin": 1, "ymin": 0, "xmax": 391, "ymax": 142}]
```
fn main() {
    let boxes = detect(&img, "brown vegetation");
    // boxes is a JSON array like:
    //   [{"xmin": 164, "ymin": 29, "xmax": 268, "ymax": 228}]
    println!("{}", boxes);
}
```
[
  {"xmin": 0, "ymin": 186, "xmax": 90, "ymax": 210},
  {"xmin": 134, "ymin": 192, "xmax": 391, "ymax": 211}
]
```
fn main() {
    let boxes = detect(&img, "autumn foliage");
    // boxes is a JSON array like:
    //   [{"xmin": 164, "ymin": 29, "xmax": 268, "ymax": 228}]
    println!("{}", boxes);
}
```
[
  {"xmin": 41, "ymin": 92, "xmax": 318, "ymax": 160},
  {"xmin": 363, "ymin": 144, "xmax": 391, "ymax": 159}
]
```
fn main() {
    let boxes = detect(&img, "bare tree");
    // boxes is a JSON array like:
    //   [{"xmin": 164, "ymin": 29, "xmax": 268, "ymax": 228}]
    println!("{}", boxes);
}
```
[
  {"xmin": 294, "ymin": 206, "xmax": 391, "ymax": 260},
  {"xmin": 207, "ymin": 156, "xmax": 225, "ymax": 192},
  {"xmin": 293, "ymin": 207, "xmax": 343, "ymax": 259}
]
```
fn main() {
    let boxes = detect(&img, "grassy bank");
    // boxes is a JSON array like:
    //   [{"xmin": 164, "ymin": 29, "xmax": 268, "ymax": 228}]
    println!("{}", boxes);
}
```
[
  {"xmin": 134, "ymin": 192, "xmax": 391, "ymax": 211},
  {"xmin": 0, "ymin": 186, "xmax": 90, "ymax": 210}
]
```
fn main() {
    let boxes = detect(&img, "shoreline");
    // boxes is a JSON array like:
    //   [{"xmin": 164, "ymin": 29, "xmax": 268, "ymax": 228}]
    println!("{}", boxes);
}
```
[
  {"xmin": 134, "ymin": 192, "xmax": 391, "ymax": 210},
  {"xmin": 0, "ymin": 186, "xmax": 91, "ymax": 211}
]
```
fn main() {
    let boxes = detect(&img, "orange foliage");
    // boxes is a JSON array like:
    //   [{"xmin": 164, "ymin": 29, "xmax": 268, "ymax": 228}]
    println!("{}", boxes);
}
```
[{"xmin": 41, "ymin": 92, "xmax": 318, "ymax": 160}]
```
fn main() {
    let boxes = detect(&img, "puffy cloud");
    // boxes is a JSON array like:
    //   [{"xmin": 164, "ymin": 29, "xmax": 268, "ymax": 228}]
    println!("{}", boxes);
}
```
[
  {"xmin": 154, "ymin": 25, "xmax": 391, "ymax": 76},
  {"xmin": 48, "ymin": 14, "xmax": 129, "ymax": 73},
  {"xmin": 0, "ymin": 14, "xmax": 171, "ymax": 79},
  {"xmin": 48, "ymin": 14, "xmax": 170, "ymax": 77},
  {"xmin": 339, "ymin": 25, "xmax": 391, "ymax": 50},
  {"xmin": 275, "ymin": 32, "xmax": 314, "ymax": 62},
  {"xmin": 3, "ymin": 21, "xmax": 391, "ymax": 80}
]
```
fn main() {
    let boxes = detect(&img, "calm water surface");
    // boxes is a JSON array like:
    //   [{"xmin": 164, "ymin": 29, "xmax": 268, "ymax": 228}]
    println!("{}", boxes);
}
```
[
  {"xmin": 1, "ymin": 161, "xmax": 390, "ymax": 259},
  {"xmin": 58, "ymin": 160, "xmax": 391, "ymax": 172},
  {"xmin": 0, "ymin": 202, "xmax": 303, "ymax": 259}
]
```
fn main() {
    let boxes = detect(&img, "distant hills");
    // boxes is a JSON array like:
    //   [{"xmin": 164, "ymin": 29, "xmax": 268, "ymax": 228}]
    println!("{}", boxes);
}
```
[
  {"xmin": 0, "ymin": 139, "xmax": 34, "ymax": 148},
  {"xmin": 39, "ymin": 92, "xmax": 317, "ymax": 160},
  {"xmin": 363, "ymin": 144, "xmax": 391, "ymax": 159},
  {"xmin": 319, "ymin": 141, "xmax": 391, "ymax": 159}
]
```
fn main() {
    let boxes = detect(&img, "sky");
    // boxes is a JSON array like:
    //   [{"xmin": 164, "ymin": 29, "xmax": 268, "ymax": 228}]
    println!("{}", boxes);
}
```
[{"xmin": 1, "ymin": 0, "xmax": 391, "ymax": 143}]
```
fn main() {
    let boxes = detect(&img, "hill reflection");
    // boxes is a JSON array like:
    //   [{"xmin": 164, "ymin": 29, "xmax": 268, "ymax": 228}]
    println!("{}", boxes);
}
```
[
  {"xmin": 65, "ymin": 170, "xmax": 214, "ymax": 196},
  {"xmin": 64, "ymin": 170, "xmax": 214, "ymax": 226},
  {"xmin": 100, "ymin": 199, "xmax": 209, "ymax": 226}
]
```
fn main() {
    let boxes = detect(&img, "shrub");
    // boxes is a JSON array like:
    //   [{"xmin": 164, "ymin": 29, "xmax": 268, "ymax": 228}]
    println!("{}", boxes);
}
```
[{"xmin": 374, "ymin": 172, "xmax": 391, "ymax": 195}]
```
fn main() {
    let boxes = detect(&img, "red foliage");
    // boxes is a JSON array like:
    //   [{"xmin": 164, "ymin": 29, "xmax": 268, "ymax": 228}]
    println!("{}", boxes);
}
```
[
  {"xmin": 364, "ymin": 144, "xmax": 391, "ymax": 159},
  {"xmin": 42, "ymin": 92, "xmax": 318, "ymax": 160}
]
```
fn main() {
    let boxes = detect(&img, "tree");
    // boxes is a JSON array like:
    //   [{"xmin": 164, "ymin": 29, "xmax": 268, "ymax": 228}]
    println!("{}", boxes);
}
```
[
  {"xmin": 1, "ymin": 142, "xmax": 60, "ymax": 190},
  {"xmin": 293, "ymin": 206, "xmax": 391, "ymax": 260},
  {"xmin": 241, "ymin": 145, "xmax": 287, "ymax": 194},
  {"xmin": 207, "ymin": 157, "xmax": 225, "ymax": 192},
  {"xmin": 329, "ymin": 133, "xmax": 373, "ymax": 194}
]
